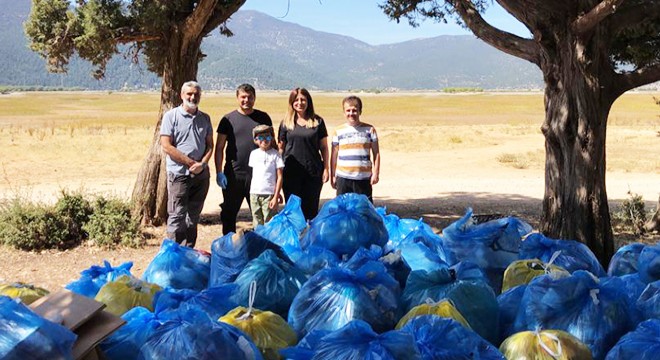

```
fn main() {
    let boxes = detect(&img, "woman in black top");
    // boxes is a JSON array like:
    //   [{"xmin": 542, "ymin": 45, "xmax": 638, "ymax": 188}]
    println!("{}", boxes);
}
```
[{"xmin": 277, "ymin": 88, "xmax": 329, "ymax": 221}]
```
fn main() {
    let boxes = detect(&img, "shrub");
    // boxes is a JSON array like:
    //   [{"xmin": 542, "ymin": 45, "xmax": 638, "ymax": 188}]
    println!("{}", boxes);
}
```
[
  {"xmin": 616, "ymin": 191, "xmax": 647, "ymax": 235},
  {"xmin": 612, "ymin": 191, "xmax": 646, "ymax": 235},
  {"xmin": 0, "ymin": 198, "xmax": 72, "ymax": 250},
  {"xmin": 83, "ymin": 196, "xmax": 143, "ymax": 248},
  {"xmin": 0, "ymin": 192, "xmax": 142, "ymax": 251},
  {"xmin": 54, "ymin": 190, "xmax": 93, "ymax": 242}
]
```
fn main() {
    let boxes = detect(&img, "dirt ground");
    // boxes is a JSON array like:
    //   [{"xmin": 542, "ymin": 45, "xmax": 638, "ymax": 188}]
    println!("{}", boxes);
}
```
[{"xmin": 1, "ymin": 137, "xmax": 659, "ymax": 293}]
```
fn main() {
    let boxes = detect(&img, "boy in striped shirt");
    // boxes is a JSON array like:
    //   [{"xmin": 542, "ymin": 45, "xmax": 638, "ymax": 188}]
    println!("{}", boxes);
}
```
[{"xmin": 330, "ymin": 95, "xmax": 380, "ymax": 203}]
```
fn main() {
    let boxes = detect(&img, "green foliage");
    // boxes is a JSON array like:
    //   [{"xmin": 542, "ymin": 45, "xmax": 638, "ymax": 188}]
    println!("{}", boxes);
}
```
[
  {"xmin": 83, "ymin": 196, "xmax": 143, "ymax": 248},
  {"xmin": 611, "ymin": 5, "xmax": 660, "ymax": 68},
  {"xmin": 24, "ymin": 0, "xmax": 75, "ymax": 73},
  {"xmin": 54, "ymin": 190, "xmax": 93, "ymax": 241},
  {"xmin": 24, "ymin": 0, "xmax": 245, "ymax": 78},
  {"xmin": 0, "ymin": 198, "xmax": 72, "ymax": 250},
  {"xmin": 381, "ymin": 1, "xmax": 660, "ymax": 74},
  {"xmin": 74, "ymin": 0, "xmax": 127, "ymax": 78},
  {"xmin": 613, "ymin": 191, "xmax": 648, "ymax": 235},
  {"xmin": 0, "ymin": 192, "xmax": 141, "ymax": 251}
]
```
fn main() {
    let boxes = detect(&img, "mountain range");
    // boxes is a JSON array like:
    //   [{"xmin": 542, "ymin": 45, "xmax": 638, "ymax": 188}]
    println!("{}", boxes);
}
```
[{"xmin": 0, "ymin": 1, "xmax": 543, "ymax": 90}]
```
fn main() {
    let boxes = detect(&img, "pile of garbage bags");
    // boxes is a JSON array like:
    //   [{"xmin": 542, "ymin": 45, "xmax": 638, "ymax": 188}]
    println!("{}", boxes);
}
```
[{"xmin": 2, "ymin": 193, "xmax": 660, "ymax": 360}]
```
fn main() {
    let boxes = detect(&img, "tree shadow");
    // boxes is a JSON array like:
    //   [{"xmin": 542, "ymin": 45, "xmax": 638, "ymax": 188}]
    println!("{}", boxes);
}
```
[
  {"xmin": 198, "ymin": 192, "xmax": 658, "ymax": 236},
  {"xmin": 198, "ymin": 192, "xmax": 545, "ymax": 232}
]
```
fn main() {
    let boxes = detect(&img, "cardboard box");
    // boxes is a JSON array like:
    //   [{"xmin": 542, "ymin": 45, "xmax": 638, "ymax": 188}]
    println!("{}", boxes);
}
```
[{"xmin": 30, "ymin": 289, "xmax": 125, "ymax": 360}]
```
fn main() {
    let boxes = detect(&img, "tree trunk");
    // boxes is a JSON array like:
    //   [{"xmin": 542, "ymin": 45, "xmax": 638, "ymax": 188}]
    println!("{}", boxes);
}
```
[
  {"xmin": 538, "ymin": 29, "xmax": 615, "ymax": 268},
  {"xmin": 131, "ymin": 31, "xmax": 202, "ymax": 225}
]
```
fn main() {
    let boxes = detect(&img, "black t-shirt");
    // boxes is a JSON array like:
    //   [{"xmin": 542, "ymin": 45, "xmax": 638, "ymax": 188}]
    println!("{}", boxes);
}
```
[
  {"xmin": 278, "ymin": 117, "xmax": 328, "ymax": 177},
  {"xmin": 217, "ymin": 109, "xmax": 272, "ymax": 177}
]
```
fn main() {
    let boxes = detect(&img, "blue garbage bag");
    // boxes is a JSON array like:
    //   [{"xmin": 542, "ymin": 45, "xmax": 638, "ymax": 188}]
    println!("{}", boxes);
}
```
[
  {"xmin": 142, "ymin": 239, "xmax": 210, "ymax": 291},
  {"xmin": 100, "ymin": 306, "xmax": 162, "ymax": 360},
  {"xmin": 637, "ymin": 280, "xmax": 660, "ymax": 320},
  {"xmin": 637, "ymin": 244, "xmax": 660, "ymax": 284},
  {"xmin": 605, "ymin": 319, "xmax": 660, "ymax": 360},
  {"xmin": 602, "ymin": 274, "xmax": 645, "ymax": 324},
  {"xmin": 137, "ymin": 303, "xmax": 262, "ymax": 360},
  {"xmin": 0, "ymin": 296, "xmax": 77, "ymax": 360},
  {"xmin": 608, "ymin": 243, "xmax": 645, "ymax": 276},
  {"xmin": 341, "ymin": 246, "xmax": 411, "ymax": 290},
  {"xmin": 519, "ymin": 232, "xmax": 606, "ymax": 277},
  {"xmin": 284, "ymin": 320, "xmax": 421, "ymax": 360},
  {"xmin": 497, "ymin": 284, "xmax": 527, "ymax": 342},
  {"xmin": 233, "ymin": 249, "xmax": 307, "ymax": 318},
  {"xmin": 290, "ymin": 245, "xmax": 340, "ymax": 277},
  {"xmin": 279, "ymin": 329, "xmax": 330, "ymax": 360},
  {"xmin": 396, "ymin": 222, "xmax": 447, "ymax": 272},
  {"xmin": 513, "ymin": 270, "xmax": 635, "ymax": 359},
  {"xmin": 377, "ymin": 207, "xmax": 428, "ymax": 251},
  {"xmin": 401, "ymin": 262, "xmax": 499, "ymax": 345},
  {"xmin": 400, "ymin": 315, "xmax": 505, "ymax": 359},
  {"xmin": 152, "ymin": 288, "xmax": 198, "ymax": 313},
  {"xmin": 288, "ymin": 261, "xmax": 401, "ymax": 337},
  {"xmin": 209, "ymin": 231, "xmax": 290, "ymax": 287},
  {"xmin": 301, "ymin": 193, "xmax": 388, "ymax": 258},
  {"xmin": 442, "ymin": 208, "xmax": 532, "ymax": 293},
  {"xmin": 254, "ymin": 194, "xmax": 306, "ymax": 256},
  {"xmin": 66, "ymin": 260, "xmax": 133, "ymax": 298},
  {"xmin": 153, "ymin": 284, "xmax": 238, "ymax": 320}
]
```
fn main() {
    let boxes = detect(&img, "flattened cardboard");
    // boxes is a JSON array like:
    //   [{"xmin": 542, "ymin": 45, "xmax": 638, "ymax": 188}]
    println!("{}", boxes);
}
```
[
  {"xmin": 29, "ymin": 288, "xmax": 125, "ymax": 360},
  {"xmin": 30, "ymin": 289, "xmax": 105, "ymax": 331},
  {"xmin": 72, "ymin": 310, "xmax": 124, "ymax": 360}
]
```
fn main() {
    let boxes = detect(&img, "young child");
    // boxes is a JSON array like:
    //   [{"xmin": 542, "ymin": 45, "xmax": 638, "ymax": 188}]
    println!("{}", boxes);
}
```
[
  {"xmin": 330, "ymin": 95, "xmax": 380, "ymax": 203},
  {"xmin": 248, "ymin": 125, "xmax": 284, "ymax": 227}
]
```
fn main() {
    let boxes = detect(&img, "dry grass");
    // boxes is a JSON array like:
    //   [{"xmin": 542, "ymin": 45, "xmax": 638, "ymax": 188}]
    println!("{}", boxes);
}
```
[{"xmin": 0, "ymin": 90, "xmax": 657, "ymax": 197}]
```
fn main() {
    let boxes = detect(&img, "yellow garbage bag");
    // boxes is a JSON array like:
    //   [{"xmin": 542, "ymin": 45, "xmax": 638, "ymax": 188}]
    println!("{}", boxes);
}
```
[
  {"xmin": 219, "ymin": 306, "xmax": 297, "ymax": 360},
  {"xmin": 0, "ymin": 282, "xmax": 49, "ymax": 305},
  {"xmin": 500, "ymin": 329, "xmax": 592, "ymax": 360},
  {"xmin": 94, "ymin": 275, "xmax": 161, "ymax": 316},
  {"xmin": 502, "ymin": 259, "xmax": 570, "ymax": 292},
  {"xmin": 395, "ymin": 299, "xmax": 470, "ymax": 330}
]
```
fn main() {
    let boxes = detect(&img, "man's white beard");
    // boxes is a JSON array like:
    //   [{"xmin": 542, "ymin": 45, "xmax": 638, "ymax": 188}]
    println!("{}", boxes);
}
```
[{"xmin": 184, "ymin": 99, "xmax": 198, "ymax": 110}]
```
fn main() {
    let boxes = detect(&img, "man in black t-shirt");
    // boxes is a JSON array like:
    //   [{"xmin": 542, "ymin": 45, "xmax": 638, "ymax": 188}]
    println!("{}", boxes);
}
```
[{"xmin": 214, "ymin": 84, "xmax": 272, "ymax": 234}]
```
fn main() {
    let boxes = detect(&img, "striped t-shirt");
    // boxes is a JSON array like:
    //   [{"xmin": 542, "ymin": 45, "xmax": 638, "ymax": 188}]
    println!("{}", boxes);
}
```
[{"xmin": 332, "ymin": 122, "xmax": 378, "ymax": 180}]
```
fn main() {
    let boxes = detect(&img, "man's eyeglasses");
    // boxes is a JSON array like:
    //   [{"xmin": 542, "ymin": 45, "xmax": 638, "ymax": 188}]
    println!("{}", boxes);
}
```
[{"xmin": 255, "ymin": 135, "xmax": 273, "ymax": 141}]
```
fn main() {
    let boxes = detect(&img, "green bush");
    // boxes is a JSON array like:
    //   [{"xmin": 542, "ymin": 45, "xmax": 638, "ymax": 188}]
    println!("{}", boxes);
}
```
[
  {"xmin": 613, "ymin": 191, "xmax": 647, "ymax": 235},
  {"xmin": 0, "ymin": 192, "xmax": 142, "ymax": 251},
  {"xmin": 83, "ymin": 196, "xmax": 143, "ymax": 248},
  {"xmin": 0, "ymin": 199, "xmax": 72, "ymax": 250},
  {"xmin": 54, "ymin": 190, "xmax": 93, "ymax": 242}
]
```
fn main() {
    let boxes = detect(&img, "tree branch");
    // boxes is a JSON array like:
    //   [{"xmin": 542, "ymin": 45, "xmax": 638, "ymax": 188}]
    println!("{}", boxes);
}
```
[
  {"xmin": 185, "ymin": 0, "xmax": 219, "ymax": 38},
  {"xmin": 609, "ymin": 0, "xmax": 660, "ymax": 35},
  {"xmin": 572, "ymin": 0, "xmax": 626, "ymax": 34},
  {"xmin": 451, "ymin": 0, "xmax": 540, "ymax": 65},
  {"xmin": 613, "ymin": 63, "xmax": 660, "ymax": 96},
  {"xmin": 115, "ymin": 27, "xmax": 161, "ymax": 44},
  {"xmin": 203, "ymin": 0, "xmax": 247, "ymax": 36}
]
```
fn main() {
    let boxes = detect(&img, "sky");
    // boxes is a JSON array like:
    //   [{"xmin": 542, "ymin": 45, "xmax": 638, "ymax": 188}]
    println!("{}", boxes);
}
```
[{"xmin": 241, "ymin": 0, "xmax": 530, "ymax": 45}]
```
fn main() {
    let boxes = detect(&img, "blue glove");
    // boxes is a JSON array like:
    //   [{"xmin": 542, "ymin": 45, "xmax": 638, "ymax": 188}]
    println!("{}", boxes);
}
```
[{"xmin": 216, "ymin": 172, "xmax": 227, "ymax": 189}]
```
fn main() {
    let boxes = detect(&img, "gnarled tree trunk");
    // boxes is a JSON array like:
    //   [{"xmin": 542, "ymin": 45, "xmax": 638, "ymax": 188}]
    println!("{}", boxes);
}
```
[
  {"xmin": 538, "ymin": 27, "xmax": 615, "ymax": 267},
  {"xmin": 131, "ymin": 32, "xmax": 203, "ymax": 225}
]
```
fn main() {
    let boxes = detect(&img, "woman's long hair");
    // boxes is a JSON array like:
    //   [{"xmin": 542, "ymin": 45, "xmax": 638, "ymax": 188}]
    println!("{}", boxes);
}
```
[{"xmin": 282, "ymin": 87, "xmax": 320, "ymax": 130}]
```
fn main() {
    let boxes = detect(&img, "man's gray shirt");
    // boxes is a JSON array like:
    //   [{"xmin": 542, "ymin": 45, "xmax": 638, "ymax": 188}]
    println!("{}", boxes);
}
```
[{"xmin": 160, "ymin": 106, "xmax": 213, "ymax": 175}]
